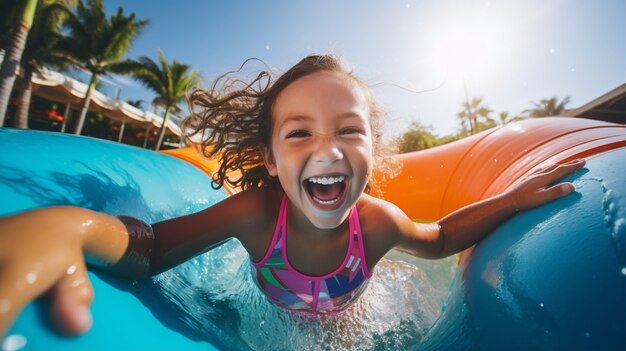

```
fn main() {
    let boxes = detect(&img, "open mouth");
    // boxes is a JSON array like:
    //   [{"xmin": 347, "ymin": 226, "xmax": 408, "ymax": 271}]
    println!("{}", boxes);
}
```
[{"xmin": 303, "ymin": 175, "xmax": 348, "ymax": 210}]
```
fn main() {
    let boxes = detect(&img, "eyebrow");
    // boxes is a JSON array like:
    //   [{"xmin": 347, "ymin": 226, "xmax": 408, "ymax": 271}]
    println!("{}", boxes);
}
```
[{"xmin": 278, "ymin": 112, "xmax": 366, "ymax": 129}]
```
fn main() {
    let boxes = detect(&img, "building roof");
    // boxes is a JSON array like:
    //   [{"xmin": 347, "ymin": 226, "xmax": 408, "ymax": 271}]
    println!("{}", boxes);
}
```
[
  {"xmin": 564, "ymin": 83, "xmax": 626, "ymax": 124},
  {"xmin": 31, "ymin": 68, "xmax": 182, "ymax": 136}
]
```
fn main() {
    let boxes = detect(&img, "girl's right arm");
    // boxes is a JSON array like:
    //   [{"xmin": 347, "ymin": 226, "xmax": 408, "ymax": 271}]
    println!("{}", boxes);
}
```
[
  {"xmin": 0, "ymin": 187, "xmax": 276, "ymax": 338},
  {"xmin": 0, "ymin": 206, "xmax": 132, "ymax": 337}
]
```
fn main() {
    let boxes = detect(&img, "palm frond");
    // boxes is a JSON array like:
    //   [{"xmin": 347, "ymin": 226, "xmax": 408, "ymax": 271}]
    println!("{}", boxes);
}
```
[
  {"xmin": 130, "ymin": 50, "xmax": 199, "ymax": 110},
  {"xmin": 59, "ymin": 0, "xmax": 147, "ymax": 77}
]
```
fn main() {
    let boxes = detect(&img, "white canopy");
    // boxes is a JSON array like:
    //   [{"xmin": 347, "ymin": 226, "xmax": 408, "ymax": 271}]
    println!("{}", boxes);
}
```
[{"xmin": 31, "ymin": 68, "xmax": 181, "ymax": 136}]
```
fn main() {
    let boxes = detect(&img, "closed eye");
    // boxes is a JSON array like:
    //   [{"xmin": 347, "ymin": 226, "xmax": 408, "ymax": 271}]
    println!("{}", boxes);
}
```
[{"xmin": 286, "ymin": 130, "xmax": 311, "ymax": 139}]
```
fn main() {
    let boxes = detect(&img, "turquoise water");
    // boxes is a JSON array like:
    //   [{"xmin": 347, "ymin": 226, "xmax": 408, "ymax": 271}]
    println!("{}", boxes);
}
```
[{"xmin": 152, "ymin": 240, "xmax": 458, "ymax": 350}]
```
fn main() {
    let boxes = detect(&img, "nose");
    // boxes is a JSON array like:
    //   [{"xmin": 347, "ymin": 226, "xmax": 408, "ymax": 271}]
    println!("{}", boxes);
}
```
[{"xmin": 313, "ymin": 135, "xmax": 343, "ymax": 165}]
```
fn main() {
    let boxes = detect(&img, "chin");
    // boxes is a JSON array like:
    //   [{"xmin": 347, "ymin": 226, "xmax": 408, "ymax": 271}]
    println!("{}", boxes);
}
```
[
  {"xmin": 307, "ymin": 207, "xmax": 351, "ymax": 230},
  {"xmin": 310, "ymin": 219, "xmax": 343, "ymax": 230}
]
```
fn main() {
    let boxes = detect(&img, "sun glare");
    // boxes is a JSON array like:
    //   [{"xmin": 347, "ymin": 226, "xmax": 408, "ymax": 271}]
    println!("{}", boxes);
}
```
[{"xmin": 423, "ymin": 13, "xmax": 511, "ymax": 85}]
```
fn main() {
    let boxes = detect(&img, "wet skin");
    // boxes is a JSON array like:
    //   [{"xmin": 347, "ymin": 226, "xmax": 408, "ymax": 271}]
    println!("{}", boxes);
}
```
[{"xmin": 263, "ymin": 71, "xmax": 374, "ymax": 230}]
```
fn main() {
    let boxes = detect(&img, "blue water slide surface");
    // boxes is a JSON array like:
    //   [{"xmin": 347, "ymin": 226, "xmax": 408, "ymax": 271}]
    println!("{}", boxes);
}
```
[{"xmin": 0, "ymin": 128, "xmax": 225, "ymax": 351}]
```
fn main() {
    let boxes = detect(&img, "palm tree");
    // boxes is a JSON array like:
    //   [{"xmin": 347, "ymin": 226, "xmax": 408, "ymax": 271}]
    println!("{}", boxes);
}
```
[
  {"xmin": 12, "ymin": 0, "xmax": 75, "ymax": 129},
  {"xmin": 0, "ymin": 0, "xmax": 38, "ymax": 125},
  {"xmin": 457, "ymin": 97, "xmax": 495, "ymax": 135},
  {"xmin": 0, "ymin": 0, "xmax": 22, "ymax": 51},
  {"xmin": 56, "ymin": 0, "xmax": 148, "ymax": 135},
  {"xmin": 524, "ymin": 96, "xmax": 571, "ymax": 117},
  {"xmin": 130, "ymin": 50, "xmax": 200, "ymax": 150}
]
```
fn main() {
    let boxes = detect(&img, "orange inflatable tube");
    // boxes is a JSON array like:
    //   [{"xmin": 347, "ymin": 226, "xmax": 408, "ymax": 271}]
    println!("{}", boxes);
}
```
[{"xmin": 164, "ymin": 117, "xmax": 626, "ymax": 222}]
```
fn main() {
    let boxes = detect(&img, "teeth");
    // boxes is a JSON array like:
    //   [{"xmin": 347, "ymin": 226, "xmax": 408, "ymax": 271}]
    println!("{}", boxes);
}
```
[
  {"xmin": 312, "ymin": 196, "xmax": 339, "ymax": 205},
  {"xmin": 307, "ymin": 176, "xmax": 345, "ymax": 185}
]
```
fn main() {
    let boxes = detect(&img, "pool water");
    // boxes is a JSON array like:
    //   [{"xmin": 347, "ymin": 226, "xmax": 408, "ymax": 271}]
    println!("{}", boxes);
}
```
[{"xmin": 152, "ymin": 239, "xmax": 458, "ymax": 350}]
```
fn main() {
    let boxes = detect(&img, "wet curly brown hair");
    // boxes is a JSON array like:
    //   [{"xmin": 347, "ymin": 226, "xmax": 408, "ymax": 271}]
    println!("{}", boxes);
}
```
[{"xmin": 181, "ymin": 54, "xmax": 386, "ymax": 192}]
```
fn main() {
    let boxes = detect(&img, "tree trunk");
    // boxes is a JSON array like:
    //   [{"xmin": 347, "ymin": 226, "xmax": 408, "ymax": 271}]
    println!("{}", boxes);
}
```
[
  {"xmin": 0, "ymin": 0, "xmax": 38, "ymax": 126},
  {"xmin": 142, "ymin": 126, "xmax": 151, "ymax": 148},
  {"xmin": 154, "ymin": 106, "xmax": 171, "ymax": 151},
  {"xmin": 13, "ymin": 67, "xmax": 34, "ymax": 129},
  {"xmin": 60, "ymin": 99, "xmax": 71, "ymax": 132},
  {"xmin": 117, "ymin": 117, "xmax": 126, "ymax": 142},
  {"xmin": 73, "ymin": 73, "xmax": 98, "ymax": 135}
]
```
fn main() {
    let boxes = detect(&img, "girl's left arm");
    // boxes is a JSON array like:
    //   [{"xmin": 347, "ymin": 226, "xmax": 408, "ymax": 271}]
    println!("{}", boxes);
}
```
[{"xmin": 395, "ymin": 159, "xmax": 585, "ymax": 259}]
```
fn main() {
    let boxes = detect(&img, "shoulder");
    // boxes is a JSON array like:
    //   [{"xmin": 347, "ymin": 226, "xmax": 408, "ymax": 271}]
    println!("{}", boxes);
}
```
[
  {"xmin": 223, "ymin": 186, "xmax": 283, "ymax": 257},
  {"xmin": 355, "ymin": 194, "xmax": 414, "ymax": 261},
  {"xmin": 220, "ymin": 185, "xmax": 282, "ymax": 234},
  {"xmin": 357, "ymin": 194, "xmax": 411, "ymax": 234}
]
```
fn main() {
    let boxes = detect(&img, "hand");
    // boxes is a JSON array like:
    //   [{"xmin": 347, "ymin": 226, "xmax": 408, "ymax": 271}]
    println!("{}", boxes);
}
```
[
  {"xmin": 0, "ymin": 208, "xmax": 96, "ymax": 337},
  {"xmin": 505, "ymin": 158, "xmax": 586, "ymax": 212}
]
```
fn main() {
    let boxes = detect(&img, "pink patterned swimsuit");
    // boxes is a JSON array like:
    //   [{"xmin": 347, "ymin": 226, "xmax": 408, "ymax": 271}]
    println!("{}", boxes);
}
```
[{"xmin": 251, "ymin": 195, "xmax": 372, "ymax": 314}]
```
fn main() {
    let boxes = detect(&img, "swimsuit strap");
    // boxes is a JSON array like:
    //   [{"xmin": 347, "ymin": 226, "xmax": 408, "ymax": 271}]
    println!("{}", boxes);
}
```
[
  {"xmin": 349, "ymin": 204, "xmax": 372, "ymax": 278},
  {"xmin": 251, "ymin": 194, "xmax": 288, "ymax": 267}
]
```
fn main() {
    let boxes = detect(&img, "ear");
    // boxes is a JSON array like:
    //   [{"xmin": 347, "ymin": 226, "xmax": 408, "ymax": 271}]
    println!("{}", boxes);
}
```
[{"xmin": 261, "ymin": 146, "xmax": 278, "ymax": 177}]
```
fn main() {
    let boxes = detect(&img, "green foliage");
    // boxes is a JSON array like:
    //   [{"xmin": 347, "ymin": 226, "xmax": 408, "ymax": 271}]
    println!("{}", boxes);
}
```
[
  {"xmin": 55, "ymin": 0, "xmax": 149, "ymax": 134},
  {"xmin": 394, "ymin": 121, "xmax": 438, "ymax": 153},
  {"xmin": 56, "ymin": 0, "xmax": 149, "ymax": 76},
  {"xmin": 394, "ymin": 96, "xmax": 533, "ymax": 154},
  {"xmin": 457, "ymin": 97, "xmax": 496, "ymax": 136},
  {"xmin": 128, "ymin": 49, "xmax": 200, "ymax": 149},
  {"xmin": 130, "ymin": 50, "xmax": 200, "ymax": 111},
  {"xmin": 21, "ymin": 0, "xmax": 76, "ymax": 73},
  {"xmin": 0, "ymin": 0, "xmax": 22, "ymax": 50},
  {"xmin": 524, "ymin": 96, "xmax": 571, "ymax": 117},
  {"xmin": 393, "ymin": 121, "xmax": 462, "ymax": 153}
]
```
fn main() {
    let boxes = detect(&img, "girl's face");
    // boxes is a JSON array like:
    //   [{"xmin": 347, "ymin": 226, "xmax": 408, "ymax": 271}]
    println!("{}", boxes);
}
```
[{"xmin": 264, "ymin": 71, "xmax": 374, "ymax": 229}]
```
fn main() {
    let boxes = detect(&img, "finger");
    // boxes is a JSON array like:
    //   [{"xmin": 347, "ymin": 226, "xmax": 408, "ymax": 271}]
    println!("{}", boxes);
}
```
[
  {"xmin": 563, "ymin": 158, "xmax": 586, "ymax": 166},
  {"xmin": 530, "ymin": 163, "xmax": 559, "ymax": 175},
  {"xmin": 532, "ymin": 158, "xmax": 585, "ymax": 177},
  {"xmin": 540, "ymin": 182, "xmax": 575, "ymax": 202},
  {"xmin": 49, "ymin": 261, "xmax": 94, "ymax": 335},
  {"xmin": 0, "ymin": 259, "xmax": 64, "ymax": 337},
  {"xmin": 546, "ymin": 159, "xmax": 586, "ymax": 180}
]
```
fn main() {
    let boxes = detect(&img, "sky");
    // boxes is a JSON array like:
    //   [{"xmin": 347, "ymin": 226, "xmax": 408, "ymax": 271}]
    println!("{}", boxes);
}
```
[{"xmin": 103, "ymin": 0, "xmax": 626, "ymax": 140}]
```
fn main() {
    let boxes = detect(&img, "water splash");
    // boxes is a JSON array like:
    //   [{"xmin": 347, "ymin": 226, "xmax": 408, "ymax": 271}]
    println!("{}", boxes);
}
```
[
  {"xmin": 597, "ymin": 179, "xmax": 626, "ymax": 265},
  {"xmin": 152, "ymin": 240, "xmax": 446, "ymax": 350}
]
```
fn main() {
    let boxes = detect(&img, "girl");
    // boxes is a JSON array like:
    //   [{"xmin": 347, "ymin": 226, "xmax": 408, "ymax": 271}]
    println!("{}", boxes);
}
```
[{"xmin": 0, "ymin": 55, "xmax": 584, "ymax": 338}]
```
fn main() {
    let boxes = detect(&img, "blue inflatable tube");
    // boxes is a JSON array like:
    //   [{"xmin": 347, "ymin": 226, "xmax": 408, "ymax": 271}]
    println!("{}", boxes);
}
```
[
  {"xmin": 1, "ymin": 127, "xmax": 625, "ymax": 350},
  {"xmin": 1, "ymin": 128, "xmax": 225, "ymax": 350}
]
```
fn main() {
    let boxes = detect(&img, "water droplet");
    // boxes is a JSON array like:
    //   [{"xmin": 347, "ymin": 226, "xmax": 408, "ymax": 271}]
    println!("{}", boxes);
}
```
[
  {"xmin": 2, "ymin": 334, "xmax": 27, "ymax": 351},
  {"xmin": 406, "ymin": 3, "xmax": 411, "ymax": 8},
  {"xmin": 25, "ymin": 272, "xmax": 37, "ymax": 285},
  {"xmin": 71, "ymin": 277, "xmax": 86, "ymax": 288},
  {"xmin": 584, "ymin": 331, "xmax": 591, "ymax": 338},
  {"xmin": 621, "ymin": 267, "xmax": 626, "ymax": 275},
  {"xmin": 81, "ymin": 219, "xmax": 94, "ymax": 228},
  {"xmin": 265, "ymin": 45, "xmax": 270, "ymax": 51},
  {"xmin": 539, "ymin": 303, "xmax": 544, "ymax": 307},
  {"xmin": 570, "ymin": 68, "xmax": 575, "ymax": 73},
  {"xmin": 67, "ymin": 264, "xmax": 77, "ymax": 275},
  {"xmin": 549, "ymin": 48, "xmax": 555, "ymax": 54}
]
